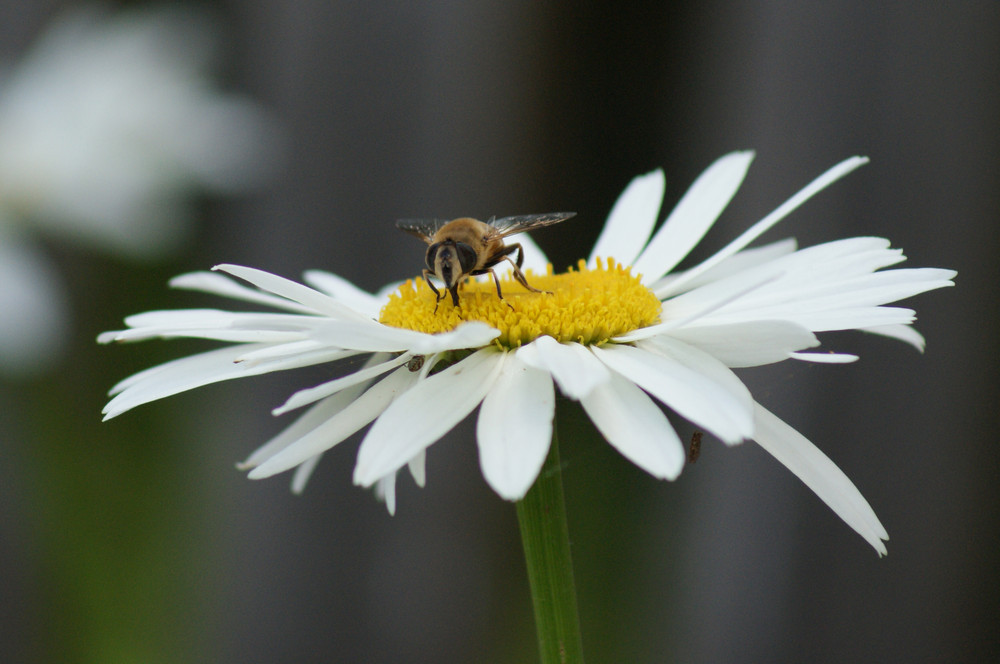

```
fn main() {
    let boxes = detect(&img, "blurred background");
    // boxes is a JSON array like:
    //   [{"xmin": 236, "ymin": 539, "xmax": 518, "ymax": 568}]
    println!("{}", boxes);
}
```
[{"xmin": 0, "ymin": 1, "xmax": 995, "ymax": 662}]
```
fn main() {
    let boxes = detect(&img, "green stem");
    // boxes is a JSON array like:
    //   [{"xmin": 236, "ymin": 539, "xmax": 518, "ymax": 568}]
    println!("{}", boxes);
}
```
[{"xmin": 516, "ymin": 426, "xmax": 585, "ymax": 664}]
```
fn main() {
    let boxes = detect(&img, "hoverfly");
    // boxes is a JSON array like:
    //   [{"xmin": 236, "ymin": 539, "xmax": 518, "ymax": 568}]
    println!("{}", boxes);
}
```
[{"xmin": 396, "ymin": 212, "xmax": 576, "ymax": 310}]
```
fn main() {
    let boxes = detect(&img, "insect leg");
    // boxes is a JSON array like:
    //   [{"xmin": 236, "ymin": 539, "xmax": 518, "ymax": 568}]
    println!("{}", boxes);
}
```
[
  {"xmin": 503, "ymin": 244, "xmax": 551, "ymax": 294},
  {"xmin": 423, "ymin": 269, "xmax": 446, "ymax": 313},
  {"xmin": 486, "ymin": 269, "xmax": 514, "ymax": 310},
  {"xmin": 512, "ymin": 242, "xmax": 525, "ymax": 268}
]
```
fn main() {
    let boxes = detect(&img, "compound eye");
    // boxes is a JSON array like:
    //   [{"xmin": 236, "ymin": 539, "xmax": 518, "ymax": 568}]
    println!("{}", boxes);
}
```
[
  {"xmin": 425, "ymin": 243, "xmax": 442, "ymax": 270},
  {"xmin": 454, "ymin": 243, "xmax": 478, "ymax": 273}
]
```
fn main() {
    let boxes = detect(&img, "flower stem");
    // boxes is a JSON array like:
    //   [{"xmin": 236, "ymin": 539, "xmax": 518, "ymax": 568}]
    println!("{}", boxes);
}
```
[{"xmin": 516, "ymin": 426, "xmax": 585, "ymax": 663}]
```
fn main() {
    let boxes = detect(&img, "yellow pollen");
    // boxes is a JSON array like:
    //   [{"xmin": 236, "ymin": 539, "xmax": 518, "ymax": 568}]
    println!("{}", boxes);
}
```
[{"xmin": 378, "ymin": 258, "xmax": 661, "ymax": 348}]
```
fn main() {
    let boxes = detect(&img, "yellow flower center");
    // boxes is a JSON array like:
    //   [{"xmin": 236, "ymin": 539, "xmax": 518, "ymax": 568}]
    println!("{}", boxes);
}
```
[{"xmin": 379, "ymin": 258, "xmax": 661, "ymax": 348}]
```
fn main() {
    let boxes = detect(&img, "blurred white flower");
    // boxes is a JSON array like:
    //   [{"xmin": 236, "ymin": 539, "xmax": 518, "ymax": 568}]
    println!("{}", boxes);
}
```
[
  {"xmin": 0, "ymin": 5, "xmax": 279, "ymax": 375},
  {"xmin": 100, "ymin": 153, "xmax": 955, "ymax": 555}
]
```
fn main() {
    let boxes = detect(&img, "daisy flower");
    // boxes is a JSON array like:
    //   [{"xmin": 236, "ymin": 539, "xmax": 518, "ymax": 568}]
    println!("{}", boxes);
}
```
[
  {"xmin": 0, "ymin": 5, "xmax": 278, "ymax": 374},
  {"xmin": 100, "ymin": 152, "xmax": 954, "ymax": 555}
]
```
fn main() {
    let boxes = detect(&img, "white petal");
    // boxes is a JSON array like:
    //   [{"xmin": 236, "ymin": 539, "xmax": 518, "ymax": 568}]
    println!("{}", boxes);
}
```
[
  {"xmin": 122, "ymin": 308, "xmax": 321, "ymax": 331},
  {"xmin": 477, "ymin": 354, "xmax": 554, "ymax": 500},
  {"xmin": 233, "ymin": 340, "xmax": 335, "ymax": 364},
  {"xmin": 588, "ymin": 169, "xmax": 665, "ymax": 268},
  {"xmin": 591, "ymin": 344, "xmax": 753, "ymax": 444},
  {"xmin": 249, "ymin": 353, "xmax": 389, "ymax": 482},
  {"xmin": 632, "ymin": 151, "xmax": 755, "ymax": 283},
  {"xmin": 659, "ymin": 239, "xmax": 948, "ymax": 333},
  {"xmin": 752, "ymin": 403, "xmax": 889, "ymax": 556},
  {"xmin": 242, "ymin": 399, "xmax": 342, "ymax": 471},
  {"xmin": 629, "ymin": 271, "xmax": 781, "ymax": 338},
  {"xmin": 579, "ymin": 371, "xmax": 685, "ymax": 480},
  {"xmin": 290, "ymin": 454, "xmax": 322, "ymax": 494},
  {"xmin": 107, "ymin": 309, "xmax": 317, "ymax": 344},
  {"xmin": 273, "ymin": 353, "xmax": 411, "ymax": 415},
  {"xmin": 353, "ymin": 348, "xmax": 505, "ymax": 486},
  {"xmin": 376, "ymin": 473, "xmax": 397, "ymax": 515},
  {"xmin": 790, "ymin": 352, "xmax": 859, "ymax": 363},
  {"xmin": 660, "ymin": 239, "xmax": 896, "ymax": 320},
  {"xmin": 660, "ymin": 320, "xmax": 819, "ymax": 368},
  {"xmin": 303, "ymin": 269, "xmax": 385, "ymax": 316},
  {"xmin": 103, "ymin": 344, "xmax": 269, "ymax": 417},
  {"xmin": 96, "ymin": 330, "xmax": 126, "ymax": 345},
  {"xmin": 408, "ymin": 451, "xmax": 427, "ymax": 488},
  {"xmin": 214, "ymin": 264, "xmax": 370, "ymax": 321},
  {"xmin": 516, "ymin": 335, "xmax": 611, "ymax": 400},
  {"xmin": 249, "ymin": 367, "xmax": 420, "ymax": 478},
  {"xmin": 241, "ymin": 375, "xmax": 374, "ymax": 469},
  {"xmin": 103, "ymin": 344, "xmax": 347, "ymax": 418},
  {"xmin": 170, "ymin": 271, "xmax": 317, "ymax": 314},
  {"xmin": 314, "ymin": 319, "xmax": 499, "ymax": 354},
  {"xmin": 824, "ymin": 268, "xmax": 955, "ymax": 308},
  {"xmin": 709, "ymin": 238, "xmax": 900, "ymax": 296},
  {"xmin": 651, "ymin": 238, "xmax": 797, "ymax": 297},
  {"xmin": 720, "ymin": 306, "xmax": 918, "ymax": 332},
  {"xmin": 750, "ymin": 237, "xmax": 901, "ymax": 282},
  {"xmin": 862, "ymin": 324, "xmax": 926, "ymax": 351},
  {"xmin": 725, "ymin": 266, "xmax": 955, "ymax": 316},
  {"xmin": 661, "ymin": 156, "xmax": 870, "ymax": 296},
  {"xmin": 638, "ymin": 334, "xmax": 756, "ymax": 440}
]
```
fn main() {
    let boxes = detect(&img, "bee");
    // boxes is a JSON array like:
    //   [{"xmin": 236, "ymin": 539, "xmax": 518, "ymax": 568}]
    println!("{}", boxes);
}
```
[{"xmin": 396, "ymin": 212, "xmax": 576, "ymax": 310}]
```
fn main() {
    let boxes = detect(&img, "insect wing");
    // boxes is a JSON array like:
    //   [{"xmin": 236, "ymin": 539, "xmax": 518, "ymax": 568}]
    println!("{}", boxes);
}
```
[
  {"xmin": 487, "ymin": 212, "xmax": 576, "ymax": 239},
  {"xmin": 395, "ymin": 218, "xmax": 450, "ymax": 243}
]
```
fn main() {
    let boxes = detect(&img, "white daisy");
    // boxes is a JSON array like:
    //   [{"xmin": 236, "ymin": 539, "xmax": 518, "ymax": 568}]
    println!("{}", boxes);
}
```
[
  {"xmin": 0, "ymin": 5, "xmax": 278, "ymax": 374},
  {"xmin": 100, "ymin": 152, "xmax": 955, "ymax": 555}
]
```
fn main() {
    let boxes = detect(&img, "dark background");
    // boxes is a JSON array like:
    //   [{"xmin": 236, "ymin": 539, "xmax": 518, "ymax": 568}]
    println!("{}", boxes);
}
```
[{"xmin": 1, "ymin": 1, "xmax": 996, "ymax": 662}]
